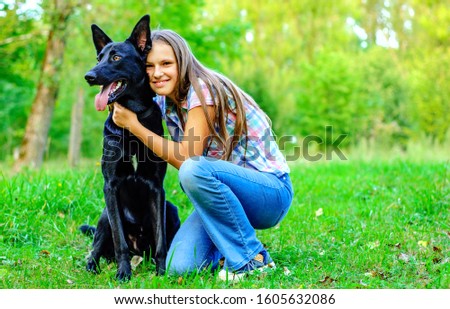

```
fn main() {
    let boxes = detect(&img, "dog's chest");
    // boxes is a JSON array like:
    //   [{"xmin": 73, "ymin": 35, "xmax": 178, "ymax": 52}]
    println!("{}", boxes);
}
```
[{"xmin": 127, "ymin": 228, "xmax": 144, "ymax": 253}]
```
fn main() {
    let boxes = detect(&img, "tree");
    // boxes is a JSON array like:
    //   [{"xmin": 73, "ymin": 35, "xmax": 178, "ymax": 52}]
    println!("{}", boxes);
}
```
[{"xmin": 13, "ymin": 0, "xmax": 82, "ymax": 171}]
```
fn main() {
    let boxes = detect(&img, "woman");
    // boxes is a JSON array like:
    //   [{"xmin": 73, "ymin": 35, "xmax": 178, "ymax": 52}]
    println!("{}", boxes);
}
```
[{"xmin": 112, "ymin": 29, "xmax": 293, "ymax": 281}]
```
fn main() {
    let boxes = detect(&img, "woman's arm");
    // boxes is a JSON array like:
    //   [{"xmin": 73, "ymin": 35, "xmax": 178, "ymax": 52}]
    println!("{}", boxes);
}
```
[{"xmin": 112, "ymin": 103, "xmax": 214, "ymax": 170}]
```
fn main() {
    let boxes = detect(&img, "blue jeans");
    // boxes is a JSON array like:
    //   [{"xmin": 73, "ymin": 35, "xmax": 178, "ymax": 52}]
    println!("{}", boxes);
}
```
[{"xmin": 165, "ymin": 156, "xmax": 293, "ymax": 274}]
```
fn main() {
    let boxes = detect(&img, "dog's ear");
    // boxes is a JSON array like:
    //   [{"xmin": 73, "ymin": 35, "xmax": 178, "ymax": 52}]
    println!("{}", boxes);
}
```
[
  {"xmin": 91, "ymin": 24, "xmax": 113, "ymax": 55},
  {"xmin": 127, "ymin": 14, "xmax": 151, "ymax": 56}
]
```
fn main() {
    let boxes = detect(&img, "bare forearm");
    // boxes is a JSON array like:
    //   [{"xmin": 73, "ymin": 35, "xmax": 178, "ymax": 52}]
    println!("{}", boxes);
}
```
[
  {"xmin": 112, "ymin": 104, "xmax": 212, "ymax": 169},
  {"xmin": 129, "ymin": 122, "xmax": 186, "ymax": 169}
]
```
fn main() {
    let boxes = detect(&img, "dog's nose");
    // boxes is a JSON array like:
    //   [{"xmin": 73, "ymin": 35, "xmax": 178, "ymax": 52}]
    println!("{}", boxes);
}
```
[{"xmin": 84, "ymin": 72, "xmax": 97, "ymax": 83}]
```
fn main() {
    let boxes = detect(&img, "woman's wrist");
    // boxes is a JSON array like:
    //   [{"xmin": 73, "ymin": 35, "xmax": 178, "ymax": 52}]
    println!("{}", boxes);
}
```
[{"xmin": 132, "ymin": 119, "xmax": 144, "ymax": 134}]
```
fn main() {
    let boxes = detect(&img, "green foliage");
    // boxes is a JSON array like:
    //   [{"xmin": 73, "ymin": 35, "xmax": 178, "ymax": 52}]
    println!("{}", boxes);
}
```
[
  {"xmin": 407, "ymin": 47, "xmax": 450, "ymax": 143},
  {"xmin": 0, "ymin": 0, "xmax": 448, "ymax": 163},
  {"xmin": 296, "ymin": 51, "xmax": 366, "ymax": 145},
  {"xmin": 0, "ymin": 1, "xmax": 46, "ymax": 161}
]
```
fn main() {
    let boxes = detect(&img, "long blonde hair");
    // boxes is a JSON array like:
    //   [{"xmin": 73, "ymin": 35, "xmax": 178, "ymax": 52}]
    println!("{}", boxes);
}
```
[{"xmin": 151, "ymin": 29, "xmax": 268, "ymax": 160}]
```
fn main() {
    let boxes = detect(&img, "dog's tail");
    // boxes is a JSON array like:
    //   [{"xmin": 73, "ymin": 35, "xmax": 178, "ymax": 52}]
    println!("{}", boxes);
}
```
[{"xmin": 79, "ymin": 225, "xmax": 96, "ymax": 237}]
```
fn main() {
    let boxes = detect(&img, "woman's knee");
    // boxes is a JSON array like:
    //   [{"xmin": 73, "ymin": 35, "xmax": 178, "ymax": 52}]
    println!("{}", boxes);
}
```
[{"xmin": 178, "ymin": 156, "xmax": 211, "ymax": 192}]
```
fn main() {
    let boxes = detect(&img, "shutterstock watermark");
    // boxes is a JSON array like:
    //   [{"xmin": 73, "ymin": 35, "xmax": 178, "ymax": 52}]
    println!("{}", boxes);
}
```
[
  {"xmin": 101, "ymin": 125, "xmax": 348, "ymax": 163},
  {"xmin": 278, "ymin": 126, "xmax": 348, "ymax": 162}
]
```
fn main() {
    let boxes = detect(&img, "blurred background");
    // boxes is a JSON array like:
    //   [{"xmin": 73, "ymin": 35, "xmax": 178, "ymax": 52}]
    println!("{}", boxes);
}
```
[{"xmin": 0, "ymin": 0, "xmax": 448, "ymax": 169}]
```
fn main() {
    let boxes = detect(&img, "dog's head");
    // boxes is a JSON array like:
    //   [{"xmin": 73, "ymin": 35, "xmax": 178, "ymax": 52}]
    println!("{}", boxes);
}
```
[{"xmin": 84, "ymin": 15, "xmax": 152, "ymax": 111}]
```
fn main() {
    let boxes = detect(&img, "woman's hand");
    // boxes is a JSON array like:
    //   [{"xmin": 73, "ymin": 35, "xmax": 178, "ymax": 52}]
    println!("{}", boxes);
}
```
[{"xmin": 112, "ymin": 103, "xmax": 139, "ymax": 131}]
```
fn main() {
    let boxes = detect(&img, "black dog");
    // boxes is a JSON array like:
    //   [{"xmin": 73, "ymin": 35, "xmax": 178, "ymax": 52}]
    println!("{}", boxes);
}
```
[{"xmin": 81, "ymin": 15, "xmax": 180, "ymax": 281}]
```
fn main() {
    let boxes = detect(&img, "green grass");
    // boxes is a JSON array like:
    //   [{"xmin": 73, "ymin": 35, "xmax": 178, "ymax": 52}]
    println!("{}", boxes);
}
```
[{"xmin": 0, "ymin": 159, "xmax": 449, "ymax": 289}]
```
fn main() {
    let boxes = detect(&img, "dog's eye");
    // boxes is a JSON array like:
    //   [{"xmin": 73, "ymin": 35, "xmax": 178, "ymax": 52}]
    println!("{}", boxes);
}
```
[{"xmin": 112, "ymin": 55, "xmax": 122, "ymax": 61}]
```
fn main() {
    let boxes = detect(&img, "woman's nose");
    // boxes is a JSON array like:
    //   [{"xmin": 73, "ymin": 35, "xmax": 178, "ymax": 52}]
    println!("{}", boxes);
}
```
[{"xmin": 153, "ymin": 66, "xmax": 163, "ymax": 78}]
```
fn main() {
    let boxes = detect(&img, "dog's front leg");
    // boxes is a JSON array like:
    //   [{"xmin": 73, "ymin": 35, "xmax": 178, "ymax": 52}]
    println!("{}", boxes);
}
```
[
  {"xmin": 104, "ymin": 184, "xmax": 132, "ymax": 281},
  {"xmin": 86, "ymin": 209, "xmax": 112, "ymax": 274},
  {"xmin": 152, "ymin": 191, "xmax": 168, "ymax": 275}
]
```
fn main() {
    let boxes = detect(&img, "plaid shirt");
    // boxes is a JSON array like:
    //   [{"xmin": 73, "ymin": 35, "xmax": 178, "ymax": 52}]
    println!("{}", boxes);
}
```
[{"xmin": 154, "ymin": 79, "xmax": 290, "ymax": 177}]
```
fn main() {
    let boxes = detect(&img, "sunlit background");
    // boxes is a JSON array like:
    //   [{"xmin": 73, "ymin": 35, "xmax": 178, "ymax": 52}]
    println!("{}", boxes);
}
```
[{"xmin": 1, "ymin": 0, "xmax": 448, "ymax": 168}]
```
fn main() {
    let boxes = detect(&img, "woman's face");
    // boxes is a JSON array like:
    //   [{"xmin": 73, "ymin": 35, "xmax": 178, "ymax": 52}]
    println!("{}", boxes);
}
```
[{"xmin": 146, "ymin": 41, "xmax": 179, "ymax": 100}]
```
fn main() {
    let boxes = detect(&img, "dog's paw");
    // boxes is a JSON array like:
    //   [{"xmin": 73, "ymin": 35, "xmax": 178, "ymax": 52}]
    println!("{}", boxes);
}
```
[
  {"xmin": 156, "ymin": 264, "xmax": 166, "ymax": 276},
  {"xmin": 154, "ymin": 257, "xmax": 166, "ymax": 276},
  {"xmin": 86, "ymin": 260, "xmax": 100, "ymax": 274},
  {"xmin": 116, "ymin": 264, "xmax": 132, "ymax": 282}
]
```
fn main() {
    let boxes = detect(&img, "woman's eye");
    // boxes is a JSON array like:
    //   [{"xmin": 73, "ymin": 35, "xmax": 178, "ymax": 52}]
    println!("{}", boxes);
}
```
[{"xmin": 112, "ymin": 55, "xmax": 121, "ymax": 61}]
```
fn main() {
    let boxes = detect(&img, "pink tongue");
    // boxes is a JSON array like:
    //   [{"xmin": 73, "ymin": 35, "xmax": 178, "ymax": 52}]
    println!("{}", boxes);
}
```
[{"xmin": 95, "ymin": 83, "xmax": 113, "ymax": 111}]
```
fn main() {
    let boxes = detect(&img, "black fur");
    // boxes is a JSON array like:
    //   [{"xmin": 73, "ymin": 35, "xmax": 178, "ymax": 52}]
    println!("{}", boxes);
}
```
[{"xmin": 82, "ymin": 15, "xmax": 180, "ymax": 281}]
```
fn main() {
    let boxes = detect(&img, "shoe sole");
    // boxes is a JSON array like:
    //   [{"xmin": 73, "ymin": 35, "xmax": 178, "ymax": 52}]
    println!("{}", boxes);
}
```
[{"xmin": 218, "ymin": 262, "xmax": 276, "ymax": 282}]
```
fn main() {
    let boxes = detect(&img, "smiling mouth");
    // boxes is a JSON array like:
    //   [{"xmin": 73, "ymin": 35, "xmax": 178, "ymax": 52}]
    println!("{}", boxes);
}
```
[
  {"xmin": 153, "ymin": 80, "xmax": 168, "ymax": 87},
  {"xmin": 95, "ymin": 80, "xmax": 127, "ymax": 111}
]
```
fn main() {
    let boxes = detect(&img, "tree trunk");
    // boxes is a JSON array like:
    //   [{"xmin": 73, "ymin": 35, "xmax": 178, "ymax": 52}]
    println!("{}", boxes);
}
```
[
  {"xmin": 68, "ymin": 88, "xmax": 84, "ymax": 167},
  {"xmin": 13, "ymin": 1, "xmax": 76, "ymax": 171}
]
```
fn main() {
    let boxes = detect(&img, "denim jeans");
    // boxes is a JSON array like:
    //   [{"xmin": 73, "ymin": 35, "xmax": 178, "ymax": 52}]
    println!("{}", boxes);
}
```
[{"xmin": 165, "ymin": 156, "xmax": 293, "ymax": 274}]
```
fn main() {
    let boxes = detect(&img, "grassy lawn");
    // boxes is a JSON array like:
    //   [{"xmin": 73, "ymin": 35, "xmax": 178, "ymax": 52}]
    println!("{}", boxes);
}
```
[{"xmin": 0, "ymin": 159, "xmax": 448, "ymax": 289}]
